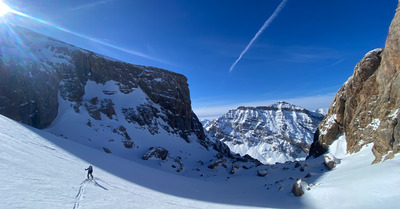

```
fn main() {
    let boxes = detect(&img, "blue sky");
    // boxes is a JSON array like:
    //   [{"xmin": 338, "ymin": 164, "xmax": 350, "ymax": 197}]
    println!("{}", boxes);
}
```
[{"xmin": 2, "ymin": 0, "xmax": 398, "ymax": 119}]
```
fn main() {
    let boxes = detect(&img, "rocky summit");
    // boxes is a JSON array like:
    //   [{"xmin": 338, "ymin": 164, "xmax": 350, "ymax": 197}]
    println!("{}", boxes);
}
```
[
  {"xmin": 309, "ymin": 1, "xmax": 400, "ymax": 163},
  {"xmin": 205, "ymin": 102, "xmax": 324, "ymax": 164}
]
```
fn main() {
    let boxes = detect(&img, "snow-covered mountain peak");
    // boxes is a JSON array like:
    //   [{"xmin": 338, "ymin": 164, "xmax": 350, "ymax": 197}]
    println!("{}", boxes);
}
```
[
  {"xmin": 266, "ymin": 101, "xmax": 304, "ymax": 110},
  {"xmin": 236, "ymin": 101, "xmax": 304, "ymax": 112},
  {"xmin": 205, "ymin": 102, "xmax": 324, "ymax": 164}
]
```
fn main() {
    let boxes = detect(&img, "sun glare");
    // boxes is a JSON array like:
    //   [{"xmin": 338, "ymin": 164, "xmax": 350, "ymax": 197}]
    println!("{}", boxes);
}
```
[{"xmin": 0, "ymin": 1, "xmax": 11, "ymax": 16}]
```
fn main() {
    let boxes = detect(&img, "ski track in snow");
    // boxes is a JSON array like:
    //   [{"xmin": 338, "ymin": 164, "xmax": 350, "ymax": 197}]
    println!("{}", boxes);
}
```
[
  {"xmin": 73, "ymin": 180, "xmax": 88, "ymax": 209},
  {"xmin": 73, "ymin": 178, "xmax": 109, "ymax": 209}
]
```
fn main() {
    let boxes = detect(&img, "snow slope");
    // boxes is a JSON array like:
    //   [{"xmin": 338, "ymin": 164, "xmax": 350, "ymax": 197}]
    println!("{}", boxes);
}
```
[
  {"xmin": 303, "ymin": 136, "xmax": 400, "ymax": 209},
  {"xmin": 1, "ymin": 114, "xmax": 399, "ymax": 209},
  {"xmin": 45, "ymin": 80, "xmax": 220, "ymax": 175},
  {"xmin": 0, "ymin": 114, "xmax": 301, "ymax": 208}
]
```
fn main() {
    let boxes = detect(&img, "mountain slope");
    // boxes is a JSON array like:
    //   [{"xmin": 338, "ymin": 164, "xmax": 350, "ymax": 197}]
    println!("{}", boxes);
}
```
[
  {"xmin": 0, "ymin": 24, "xmax": 227, "ymax": 172},
  {"xmin": 0, "ymin": 24, "xmax": 203, "ymax": 141},
  {"xmin": 0, "ymin": 114, "xmax": 269, "ymax": 208},
  {"xmin": 2, "ymin": 114, "xmax": 399, "ymax": 209},
  {"xmin": 205, "ymin": 102, "xmax": 324, "ymax": 164}
]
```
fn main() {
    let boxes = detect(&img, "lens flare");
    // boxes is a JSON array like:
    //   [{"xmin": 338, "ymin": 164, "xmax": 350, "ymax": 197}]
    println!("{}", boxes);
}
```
[
  {"xmin": 0, "ymin": 1, "xmax": 168, "ymax": 64},
  {"xmin": 0, "ymin": 1, "xmax": 11, "ymax": 16}
]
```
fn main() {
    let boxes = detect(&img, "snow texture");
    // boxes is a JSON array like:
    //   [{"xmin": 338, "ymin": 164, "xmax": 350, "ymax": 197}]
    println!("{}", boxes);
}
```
[{"xmin": 1, "ymin": 111, "xmax": 399, "ymax": 208}]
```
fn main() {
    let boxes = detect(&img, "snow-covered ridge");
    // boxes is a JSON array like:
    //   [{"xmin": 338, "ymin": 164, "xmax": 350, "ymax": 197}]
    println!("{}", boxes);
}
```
[
  {"xmin": 205, "ymin": 102, "xmax": 324, "ymax": 164},
  {"xmin": 237, "ymin": 101, "xmax": 307, "ymax": 112}
]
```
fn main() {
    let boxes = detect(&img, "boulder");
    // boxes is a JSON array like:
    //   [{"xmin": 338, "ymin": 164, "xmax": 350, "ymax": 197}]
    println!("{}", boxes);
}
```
[
  {"xmin": 324, "ymin": 153, "xmax": 341, "ymax": 170},
  {"xmin": 142, "ymin": 147, "xmax": 169, "ymax": 160},
  {"xmin": 292, "ymin": 179, "xmax": 309, "ymax": 197},
  {"xmin": 103, "ymin": 147, "xmax": 112, "ymax": 154},
  {"xmin": 257, "ymin": 169, "xmax": 268, "ymax": 177}
]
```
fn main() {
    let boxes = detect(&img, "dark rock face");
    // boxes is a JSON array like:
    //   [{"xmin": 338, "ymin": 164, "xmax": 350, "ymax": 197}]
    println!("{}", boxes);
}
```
[
  {"xmin": 309, "ymin": 2, "xmax": 400, "ymax": 163},
  {"xmin": 0, "ymin": 26, "xmax": 204, "ymax": 142},
  {"xmin": 0, "ymin": 60, "xmax": 60, "ymax": 129},
  {"xmin": 142, "ymin": 147, "xmax": 169, "ymax": 160}
]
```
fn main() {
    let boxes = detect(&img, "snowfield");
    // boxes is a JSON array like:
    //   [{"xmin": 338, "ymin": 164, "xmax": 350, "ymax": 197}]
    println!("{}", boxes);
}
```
[
  {"xmin": 303, "ymin": 136, "xmax": 400, "ymax": 209},
  {"xmin": 1, "ymin": 114, "xmax": 399, "ymax": 209}
]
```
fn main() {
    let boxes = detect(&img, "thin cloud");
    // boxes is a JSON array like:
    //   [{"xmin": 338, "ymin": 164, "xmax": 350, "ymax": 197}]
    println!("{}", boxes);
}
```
[
  {"xmin": 71, "ymin": 0, "xmax": 114, "ymax": 11},
  {"xmin": 329, "ymin": 59, "xmax": 344, "ymax": 67},
  {"xmin": 229, "ymin": 0, "xmax": 288, "ymax": 72},
  {"xmin": 278, "ymin": 46, "xmax": 341, "ymax": 63}
]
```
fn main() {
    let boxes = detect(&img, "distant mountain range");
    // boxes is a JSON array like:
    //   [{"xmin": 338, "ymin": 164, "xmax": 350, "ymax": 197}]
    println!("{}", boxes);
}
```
[{"xmin": 203, "ymin": 102, "xmax": 324, "ymax": 164}]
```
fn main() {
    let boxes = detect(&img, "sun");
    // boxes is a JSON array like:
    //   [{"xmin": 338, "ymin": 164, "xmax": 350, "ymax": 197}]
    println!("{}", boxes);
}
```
[{"xmin": 0, "ymin": 1, "xmax": 11, "ymax": 16}]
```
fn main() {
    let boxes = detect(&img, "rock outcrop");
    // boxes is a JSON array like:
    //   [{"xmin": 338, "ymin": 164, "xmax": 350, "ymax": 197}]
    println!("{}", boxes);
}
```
[
  {"xmin": 309, "ymin": 1, "xmax": 400, "ymax": 163},
  {"xmin": 0, "ymin": 25, "xmax": 204, "ymax": 143},
  {"xmin": 142, "ymin": 147, "xmax": 169, "ymax": 160}
]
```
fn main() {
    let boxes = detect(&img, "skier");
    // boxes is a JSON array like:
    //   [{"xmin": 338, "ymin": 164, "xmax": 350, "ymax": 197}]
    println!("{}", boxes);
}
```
[{"xmin": 85, "ymin": 165, "xmax": 93, "ymax": 179}]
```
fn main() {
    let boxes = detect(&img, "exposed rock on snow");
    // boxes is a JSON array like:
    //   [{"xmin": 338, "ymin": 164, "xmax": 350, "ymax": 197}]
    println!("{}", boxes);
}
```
[
  {"xmin": 257, "ymin": 169, "xmax": 268, "ymax": 177},
  {"xmin": 292, "ymin": 178, "xmax": 309, "ymax": 196},
  {"xmin": 323, "ymin": 153, "xmax": 341, "ymax": 170},
  {"xmin": 142, "ymin": 147, "xmax": 169, "ymax": 160},
  {"xmin": 103, "ymin": 147, "xmax": 112, "ymax": 154},
  {"xmin": 207, "ymin": 158, "xmax": 227, "ymax": 169}
]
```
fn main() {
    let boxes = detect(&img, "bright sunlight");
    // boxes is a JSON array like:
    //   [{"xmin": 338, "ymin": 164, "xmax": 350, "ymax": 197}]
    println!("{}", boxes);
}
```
[{"xmin": 0, "ymin": 1, "xmax": 11, "ymax": 16}]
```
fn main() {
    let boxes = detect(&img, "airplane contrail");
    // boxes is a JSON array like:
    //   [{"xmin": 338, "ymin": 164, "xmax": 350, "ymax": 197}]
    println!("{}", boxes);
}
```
[{"xmin": 229, "ymin": 0, "xmax": 288, "ymax": 73}]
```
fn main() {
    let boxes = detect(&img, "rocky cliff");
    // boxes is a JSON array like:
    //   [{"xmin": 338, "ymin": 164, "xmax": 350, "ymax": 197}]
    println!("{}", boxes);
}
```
[
  {"xmin": 0, "ymin": 25, "xmax": 264, "ymax": 175},
  {"xmin": 309, "ymin": 1, "xmax": 400, "ymax": 163},
  {"xmin": 0, "ymin": 25, "xmax": 204, "ymax": 143},
  {"xmin": 205, "ymin": 102, "xmax": 324, "ymax": 164}
]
